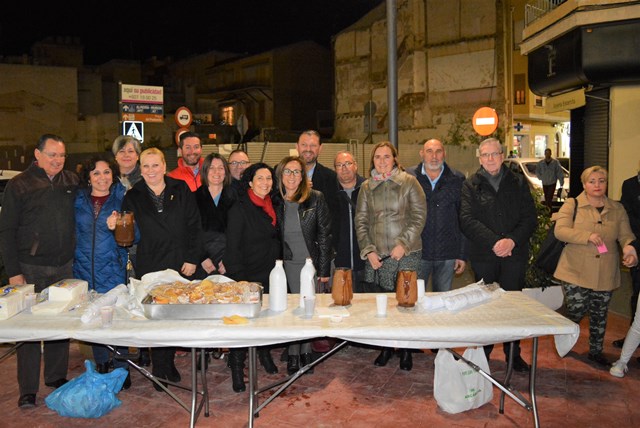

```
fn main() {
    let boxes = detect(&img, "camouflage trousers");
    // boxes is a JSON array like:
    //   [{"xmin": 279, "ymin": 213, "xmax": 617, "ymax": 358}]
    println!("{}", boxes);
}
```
[{"xmin": 563, "ymin": 283, "xmax": 613, "ymax": 354}]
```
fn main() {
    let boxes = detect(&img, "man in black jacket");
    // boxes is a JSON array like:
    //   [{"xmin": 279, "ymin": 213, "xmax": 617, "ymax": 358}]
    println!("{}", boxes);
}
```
[
  {"xmin": 408, "ymin": 139, "xmax": 466, "ymax": 292},
  {"xmin": 460, "ymin": 138, "xmax": 537, "ymax": 372},
  {"xmin": 0, "ymin": 134, "xmax": 79, "ymax": 408},
  {"xmin": 296, "ymin": 130, "xmax": 338, "ymax": 202},
  {"xmin": 332, "ymin": 151, "xmax": 366, "ymax": 291}
]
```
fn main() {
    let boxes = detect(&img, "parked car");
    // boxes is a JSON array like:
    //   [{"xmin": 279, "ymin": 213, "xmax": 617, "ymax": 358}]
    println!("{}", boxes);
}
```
[
  {"xmin": 0, "ymin": 170, "xmax": 21, "ymax": 212},
  {"xmin": 503, "ymin": 158, "xmax": 569, "ymax": 205}
]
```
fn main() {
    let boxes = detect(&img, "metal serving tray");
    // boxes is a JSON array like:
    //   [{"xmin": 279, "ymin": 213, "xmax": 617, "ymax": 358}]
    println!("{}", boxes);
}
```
[{"xmin": 141, "ymin": 294, "xmax": 262, "ymax": 320}]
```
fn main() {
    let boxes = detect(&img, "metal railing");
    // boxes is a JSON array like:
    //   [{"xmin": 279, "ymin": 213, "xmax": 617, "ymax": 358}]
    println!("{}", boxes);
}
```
[{"xmin": 525, "ymin": 0, "xmax": 567, "ymax": 26}]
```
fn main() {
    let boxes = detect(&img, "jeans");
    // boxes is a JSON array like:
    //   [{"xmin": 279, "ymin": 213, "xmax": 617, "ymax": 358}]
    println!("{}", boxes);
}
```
[
  {"xmin": 92, "ymin": 345, "xmax": 129, "ymax": 370},
  {"xmin": 418, "ymin": 259, "xmax": 456, "ymax": 292}
]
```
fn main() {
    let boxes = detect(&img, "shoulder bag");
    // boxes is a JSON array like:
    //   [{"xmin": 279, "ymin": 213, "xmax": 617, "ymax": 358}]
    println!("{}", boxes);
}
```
[{"xmin": 533, "ymin": 198, "xmax": 577, "ymax": 276}]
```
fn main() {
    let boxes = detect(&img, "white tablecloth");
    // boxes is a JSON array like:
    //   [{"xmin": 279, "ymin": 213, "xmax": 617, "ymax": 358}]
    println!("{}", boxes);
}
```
[{"xmin": 0, "ymin": 292, "xmax": 579, "ymax": 356}]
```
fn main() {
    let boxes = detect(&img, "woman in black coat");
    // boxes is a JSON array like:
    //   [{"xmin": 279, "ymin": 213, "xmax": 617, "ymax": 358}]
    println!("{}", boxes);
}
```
[
  {"xmin": 194, "ymin": 153, "xmax": 235, "ymax": 276},
  {"xmin": 122, "ymin": 148, "xmax": 203, "ymax": 390},
  {"xmin": 224, "ymin": 162, "xmax": 281, "ymax": 392}
]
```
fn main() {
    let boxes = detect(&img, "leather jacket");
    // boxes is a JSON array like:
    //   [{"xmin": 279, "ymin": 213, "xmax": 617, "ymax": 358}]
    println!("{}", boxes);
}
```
[
  {"xmin": 355, "ymin": 169, "xmax": 426, "ymax": 259},
  {"xmin": 277, "ymin": 190, "xmax": 333, "ymax": 277}
]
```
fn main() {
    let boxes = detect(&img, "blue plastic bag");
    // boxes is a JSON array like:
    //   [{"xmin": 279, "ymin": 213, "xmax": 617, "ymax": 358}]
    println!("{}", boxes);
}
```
[{"xmin": 45, "ymin": 360, "xmax": 128, "ymax": 418}]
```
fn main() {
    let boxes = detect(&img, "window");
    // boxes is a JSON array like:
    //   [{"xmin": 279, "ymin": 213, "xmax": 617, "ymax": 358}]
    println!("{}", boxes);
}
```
[
  {"xmin": 221, "ymin": 106, "xmax": 234, "ymax": 125},
  {"xmin": 514, "ymin": 74, "xmax": 526, "ymax": 105}
]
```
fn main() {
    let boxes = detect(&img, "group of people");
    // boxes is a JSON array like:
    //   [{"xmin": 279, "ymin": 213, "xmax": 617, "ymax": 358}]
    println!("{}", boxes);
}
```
[{"xmin": 1, "ymin": 130, "xmax": 639, "ymax": 409}]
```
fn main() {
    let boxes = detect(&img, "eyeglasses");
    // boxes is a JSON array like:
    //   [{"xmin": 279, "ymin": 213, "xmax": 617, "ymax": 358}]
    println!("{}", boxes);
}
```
[
  {"xmin": 283, "ymin": 168, "xmax": 302, "ymax": 176},
  {"xmin": 479, "ymin": 152, "xmax": 502, "ymax": 159},
  {"xmin": 229, "ymin": 161, "xmax": 250, "ymax": 167},
  {"xmin": 334, "ymin": 161, "xmax": 354, "ymax": 169},
  {"xmin": 41, "ymin": 151, "xmax": 67, "ymax": 159}
]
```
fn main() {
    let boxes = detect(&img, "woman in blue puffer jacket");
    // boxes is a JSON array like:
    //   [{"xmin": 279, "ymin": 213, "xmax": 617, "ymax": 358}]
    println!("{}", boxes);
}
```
[{"xmin": 73, "ymin": 155, "xmax": 138, "ymax": 390}]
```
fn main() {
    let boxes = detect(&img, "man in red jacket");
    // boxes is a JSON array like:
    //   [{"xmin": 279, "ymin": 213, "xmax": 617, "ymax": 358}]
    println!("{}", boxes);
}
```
[{"xmin": 168, "ymin": 131, "xmax": 203, "ymax": 191}]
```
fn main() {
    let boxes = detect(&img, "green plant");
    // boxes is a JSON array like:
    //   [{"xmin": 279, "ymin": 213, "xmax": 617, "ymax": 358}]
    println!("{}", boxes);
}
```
[
  {"xmin": 444, "ymin": 113, "xmax": 469, "ymax": 146},
  {"xmin": 525, "ymin": 188, "xmax": 555, "ymax": 288}
]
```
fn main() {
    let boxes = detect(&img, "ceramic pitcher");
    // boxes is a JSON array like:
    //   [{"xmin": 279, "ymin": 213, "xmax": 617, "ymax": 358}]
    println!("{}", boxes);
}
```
[
  {"xmin": 331, "ymin": 268, "xmax": 353, "ymax": 306},
  {"xmin": 395, "ymin": 270, "xmax": 418, "ymax": 308}
]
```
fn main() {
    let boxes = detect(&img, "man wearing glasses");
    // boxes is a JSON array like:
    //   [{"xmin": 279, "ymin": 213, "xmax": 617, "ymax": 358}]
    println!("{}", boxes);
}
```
[
  {"xmin": 227, "ymin": 149, "xmax": 251, "ymax": 198},
  {"xmin": 459, "ymin": 137, "xmax": 537, "ymax": 373},
  {"xmin": 332, "ymin": 151, "xmax": 366, "ymax": 291},
  {"xmin": 407, "ymin": 139, "xmax": 466, "ymax": 293},
  {"xmin": 0, "ymin": 134, "xmax": 79, "ymax": 408}
]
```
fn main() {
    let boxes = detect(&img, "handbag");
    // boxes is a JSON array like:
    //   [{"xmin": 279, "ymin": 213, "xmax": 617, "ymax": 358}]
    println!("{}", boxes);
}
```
[
  {"xmin": 433, "ymin": 347, "xmax": 493, "ymax": 414},
  {"xmin": 534, "ymin": 198, "xmax": 577, "ymax": 276}
]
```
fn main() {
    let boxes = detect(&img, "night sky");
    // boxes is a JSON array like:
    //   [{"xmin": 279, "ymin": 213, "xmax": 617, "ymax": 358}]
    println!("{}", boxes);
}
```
[{"xmin": 0, "ymin": 0, "xmax": 384, "ymax": 65}]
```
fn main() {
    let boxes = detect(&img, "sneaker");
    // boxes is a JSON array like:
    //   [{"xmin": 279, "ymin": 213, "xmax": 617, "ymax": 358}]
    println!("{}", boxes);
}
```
[{"xmin": 610, "ymin": 360, "xmax": 628, "ymax": 378}]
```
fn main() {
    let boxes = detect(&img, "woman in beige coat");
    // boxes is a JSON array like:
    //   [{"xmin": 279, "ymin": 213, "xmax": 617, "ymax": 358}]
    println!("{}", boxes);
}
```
[
  {"xmin": 554, "ymin": 166, "xmax": 637, "ymax": 367},
  {"xmin": 355, "ymin": 141, "xmax": 426, "ymax": 371}
]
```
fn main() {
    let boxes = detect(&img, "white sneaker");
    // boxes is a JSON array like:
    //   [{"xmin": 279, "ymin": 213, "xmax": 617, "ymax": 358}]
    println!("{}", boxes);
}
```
[{"xmin": 610, "ymin": 360, "xmax": 628, "ymax": 378}]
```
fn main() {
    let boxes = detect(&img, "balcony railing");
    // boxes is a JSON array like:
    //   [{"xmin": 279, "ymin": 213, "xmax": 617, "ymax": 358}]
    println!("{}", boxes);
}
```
[{"xmin": 525, "ymin": 0, "xmax": 567, "ymax": 26}]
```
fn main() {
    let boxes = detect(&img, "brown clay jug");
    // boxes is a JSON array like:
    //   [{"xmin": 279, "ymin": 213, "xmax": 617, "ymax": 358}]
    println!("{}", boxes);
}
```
[
  {"xmin": 395, "ymin": 270, "xmax": 418, "ymax": 307},
  {"xmin": 331, "ymin": 268, "xmax": 353, "ymax": 306}
]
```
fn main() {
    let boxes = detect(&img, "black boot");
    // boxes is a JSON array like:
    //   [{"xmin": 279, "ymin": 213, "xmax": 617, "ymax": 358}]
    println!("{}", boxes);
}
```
[
  {"xmin": 229, "ymin": 349, "xmax": 246, "ymax": 393},
  {"xmin": 287, "ymin": 355, "xmax": 300, "ymax": 375},
  {"xmin": 300, "ymin": 353, "xmax": 314, "ymax": 374},
  {"xmin": 258, "ymin": 348, "xmax": 278, "ymax": 374},
  {"xmin": 96, "ymin": 362, "xmax": 110, "ymax": 374},
  {"xmin": 374, "ymin": 348, "xmax": 394, "ymax": 367}
]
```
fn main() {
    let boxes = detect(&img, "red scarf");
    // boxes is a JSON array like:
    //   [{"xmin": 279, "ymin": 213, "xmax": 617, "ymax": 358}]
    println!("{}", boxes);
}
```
[{"xmin": 248, "ymin": 188, "xmax": 276, "ymax": 226}]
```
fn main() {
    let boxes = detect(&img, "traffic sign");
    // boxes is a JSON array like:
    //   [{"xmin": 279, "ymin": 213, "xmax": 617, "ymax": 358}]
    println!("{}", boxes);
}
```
[
  {"xmin": 122, "ymin": 121, "xmax": 144, "ymax": 143},
  {"xmin": 237, "ymin": 114, "xmax": 249, "ymax": 137},
  {"xmin": 175, "ymin": 106, "xmax": 193, "ymax": 127},
  {"xmin": 472, "ymin": 107, "xmax": 499, "ymax": 136},
  {"xmin": 175, "ymin": 127, "xmax": 190, "ymax": 146}
]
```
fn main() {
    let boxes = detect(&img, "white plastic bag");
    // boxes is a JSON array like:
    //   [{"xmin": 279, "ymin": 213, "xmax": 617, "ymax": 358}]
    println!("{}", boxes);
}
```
[{"xmin": 433, "ymin": 347, "xmax": 493, "ymax": 414}]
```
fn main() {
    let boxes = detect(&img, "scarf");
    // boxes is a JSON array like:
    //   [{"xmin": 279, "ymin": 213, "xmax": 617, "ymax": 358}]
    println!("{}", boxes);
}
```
[
  {"xmin": 371, "ymin": 167, "xmax": 398, "ymax": 182},
  {"xmin": 248, "ymin": 188, "xmax": 276, "ymax": 226}
]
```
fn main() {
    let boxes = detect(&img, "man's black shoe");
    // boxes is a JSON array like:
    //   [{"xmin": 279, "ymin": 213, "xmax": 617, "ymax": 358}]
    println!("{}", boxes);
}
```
[
  {"xmin": 511, "ymin": 356, "xmax": 530, "ymax": 373},
  {"xmin": 45, "ymin": 378, "xmax": 68, "ymax": 388},
  {"xmin": 374, "ymin": 348, "xmax": 394, "ymax": 367},
  {"xmin": 138, "ymin": 349, "xmax": 151, "ymax": 367},
  {"xmin": 399, "ymin": 349, "xmax": 413, "ymax": 371},
  {"xmin": 18, "ymin": 394, "xmax": 36, "ymax": 408},
  {"xmin": 121, "ymin": 372, "xmax": 131, "ymax": 391},
  {"xmin": 167, "ymin": 365, "xmax": 181, "ymax": 382}
]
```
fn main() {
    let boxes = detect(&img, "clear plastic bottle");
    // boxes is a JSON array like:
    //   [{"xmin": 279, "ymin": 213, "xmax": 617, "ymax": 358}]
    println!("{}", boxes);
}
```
[
  {"xmin": 268, "ymin": 260, "xmax": 288, "ymax": 312},
  {"xmin": 299, "ymin": 257, "xmax": 316, "ymax": 308}
]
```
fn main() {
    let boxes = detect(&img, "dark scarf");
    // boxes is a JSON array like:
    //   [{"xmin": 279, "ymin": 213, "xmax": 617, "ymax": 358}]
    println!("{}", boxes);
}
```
[{"xmin": 248, "ymin": 188, "xmax": 276, "ymax": 226}]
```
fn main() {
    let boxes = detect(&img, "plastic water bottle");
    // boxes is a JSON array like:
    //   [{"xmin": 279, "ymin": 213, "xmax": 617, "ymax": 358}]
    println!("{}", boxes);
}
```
[
  {"xmin": 268, "ymin": 260, "xmax": 288, "ymax": 312},
  {"xmin": 299, "ymin": 257, "xmax": 316, "ymax": 308}
]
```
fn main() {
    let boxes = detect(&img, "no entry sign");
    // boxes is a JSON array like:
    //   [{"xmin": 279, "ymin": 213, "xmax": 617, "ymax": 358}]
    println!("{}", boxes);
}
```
[{"xmin": 472, "ymin": 107, "xmax": 499, "ymax": 136}]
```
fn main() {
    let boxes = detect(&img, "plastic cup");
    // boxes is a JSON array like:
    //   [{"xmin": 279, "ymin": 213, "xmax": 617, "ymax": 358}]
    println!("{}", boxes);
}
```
[
  {"xmin": 417, "ymin": 279, "xmax": 426, "ymax": 299},
  {"xmin": 303, "ymin": 295, "xmax": 316, "ymax": 318},
  {"xmin": 24, "ymin": 292, "xmax": 37, "ymax": 313},
  {"xmin": 100, "ymin": 306, "xmax": 114, "ymax": 328},
  {"xmin": 376, "ymin": 294, "xmax": 388, "ymax": 316}
]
